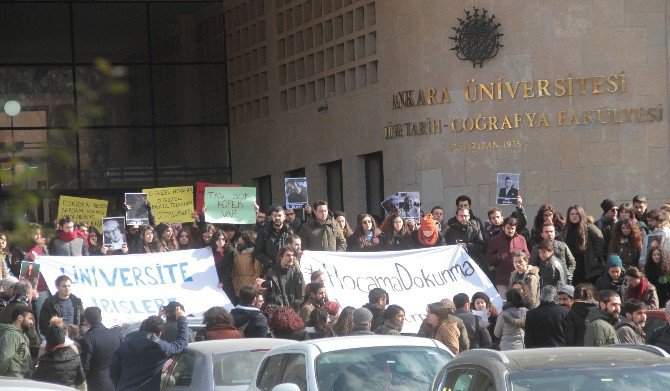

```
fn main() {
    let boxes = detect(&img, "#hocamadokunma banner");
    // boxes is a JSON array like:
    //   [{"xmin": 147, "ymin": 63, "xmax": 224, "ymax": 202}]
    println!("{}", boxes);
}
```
[
  {"xmin": 38, "ymin": 248, "xmax": 230, "ymax": 327},
  {"xmin": 299, "ymin": 246, "xmax": 502, "ymax": 334}
]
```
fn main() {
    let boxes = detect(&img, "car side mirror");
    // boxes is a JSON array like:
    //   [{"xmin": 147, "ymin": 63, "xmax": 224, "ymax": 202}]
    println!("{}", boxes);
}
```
[{"xmin": 272, "ymin": 383, "xmax": 301, "ymax": 391}]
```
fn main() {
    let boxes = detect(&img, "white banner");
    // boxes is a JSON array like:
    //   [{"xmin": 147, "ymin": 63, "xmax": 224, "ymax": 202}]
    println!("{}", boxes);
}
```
[
  {"xmin": 38, "ymin": 248, "xmax": 230, "ymax": 327},
  {"xmin": 300, "ymin": 246, "xmax": 502, "ymax": 334}
]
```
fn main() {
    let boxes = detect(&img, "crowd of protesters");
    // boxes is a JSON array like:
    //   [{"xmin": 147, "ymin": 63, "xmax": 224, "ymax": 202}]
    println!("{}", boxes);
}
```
[{"xmin": 0, "ymin": 193, "xmax": 670, "ymax": 388}]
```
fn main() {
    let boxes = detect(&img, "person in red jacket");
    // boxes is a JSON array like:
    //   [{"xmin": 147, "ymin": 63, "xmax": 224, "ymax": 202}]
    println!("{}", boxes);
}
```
[{"xmin": 486, "ymin": 217, "xmax": 529, "ymax": 297}]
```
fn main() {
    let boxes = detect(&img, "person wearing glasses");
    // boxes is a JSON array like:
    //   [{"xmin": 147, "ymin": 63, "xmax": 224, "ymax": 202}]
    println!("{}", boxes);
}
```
[{"xmin": 347, "ymin": 213, "xmax": 381, "ymax": 251}]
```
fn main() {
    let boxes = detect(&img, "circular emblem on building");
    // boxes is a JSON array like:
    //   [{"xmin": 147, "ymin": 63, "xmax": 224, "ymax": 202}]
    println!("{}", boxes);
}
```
[{"xmin": 449, "ymin": 7, "xmax": 503, "ymax": 68}]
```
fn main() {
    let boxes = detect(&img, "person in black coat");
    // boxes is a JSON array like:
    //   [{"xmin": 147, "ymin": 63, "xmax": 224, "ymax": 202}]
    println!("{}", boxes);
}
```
[
  {"xmin": 524, "ymin": 285, "xmax": 569, "ymax": 347},
  {"xmin": 31, "ymin": 316, "xmax": 85, "ymax": 388},
  {"xmin": 79, "ymin": 307, "xmax": 121, "ymax": 391},
  {"xmin": 230, "ymin": 286, "xmax": 270, "ymax": 338},
  {"xmin": 110, "ymin": 310, "xmax": 189, "ymax": 390}
]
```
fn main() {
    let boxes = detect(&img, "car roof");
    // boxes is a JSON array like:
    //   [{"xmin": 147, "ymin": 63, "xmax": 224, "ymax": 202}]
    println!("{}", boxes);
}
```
[
  {"xmin": 271, "ymin": 335, "xmax": 444, "ymax": 354},
  {"xmin": 185, "ymin": 338, "xmax": 297, "ymax": 355},
  {"xmin": 0, "ymin": 376, "xmax": 75, "ymax": 390},
  {"xmin": 452, "ymin": 346, "xmax": 670, "ymax": 372}
]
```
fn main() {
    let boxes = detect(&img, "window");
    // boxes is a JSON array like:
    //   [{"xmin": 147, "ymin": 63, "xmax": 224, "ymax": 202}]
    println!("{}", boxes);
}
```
[
  {"xmin": 256, "ymin": 354, "xmax": 286, "ymax": 391},
  {"xmin": 323, "ymin": 159, "xmax": 343, "ymax": 211},
  {"xmin": 255, "ymin": 174, "xmax": 272, "ymax": 213},
  {"xmin": 443, "ymin": 368, "xmax": 476, "ymax": 391},
  {"xmin": 213, "ymin": 350, "xmax": 270, "ymax": 386},
  {"xmin": 364, "ymin": 151, "xmax": 383, "ymax": 217},
  {"xmin": 169, "ymin": 351, "xmax": 196, "ymax": 387},
  {"xmin": 281, "ymin": 353, "xmax": 307, "ymax": 391}
]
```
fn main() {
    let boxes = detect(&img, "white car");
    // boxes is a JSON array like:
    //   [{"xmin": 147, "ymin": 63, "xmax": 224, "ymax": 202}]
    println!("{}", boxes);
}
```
[
  {"xmin": 160, "ymin": 338, "xmax": 297, "ymax": 391},
  {"xmin": 247, "ymin": 335, "xmax": 454, "ymax": 391},
  {"xmin": 0, "ymin": 377, "xmax": 75, "ymax": 390}
]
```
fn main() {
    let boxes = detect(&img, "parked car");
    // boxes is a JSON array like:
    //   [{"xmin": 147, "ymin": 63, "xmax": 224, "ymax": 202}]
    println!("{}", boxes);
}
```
[
  {"xmin": 431, "ymin": 345, "xmax": 670, "ymax": 391},
  {"xmin": 160, "ymin": 338, "xmax": 296, "ymax": 391},
  {"xmin": 0, "ymin": 377, "xmax": 75, "ymax": 390},
  {"xmin": 248, "ymin": 335, "xmax": 454, "ymax": 391}
]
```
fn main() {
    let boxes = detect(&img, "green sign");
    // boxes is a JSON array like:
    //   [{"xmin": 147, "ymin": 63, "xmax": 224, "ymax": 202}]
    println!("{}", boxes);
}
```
[{"xmin": 204, "ymin": 187, "xmax": 256, "ymax": 224}]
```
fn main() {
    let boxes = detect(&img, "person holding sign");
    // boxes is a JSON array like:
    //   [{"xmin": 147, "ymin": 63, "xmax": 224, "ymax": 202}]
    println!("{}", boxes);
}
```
[
  {"xmin": 48, "ymin": 217, "xmax": 88, "ymax": 257},
  {"xmin": 298, "ymin": 201, "xmax": 346, "ymax": 252}
]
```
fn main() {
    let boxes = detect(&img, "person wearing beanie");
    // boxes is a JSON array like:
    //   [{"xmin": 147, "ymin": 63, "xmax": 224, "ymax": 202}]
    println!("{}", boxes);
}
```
[
  {"xmin": 0, "ymin": 276, "xmax": 18, "ymax": 309},
  {"xmin": 406, "ymin": 214, "xmax": 445, "ymax": 249},
  {"xmin": 347, "ymin": 307, "xmax": 376, "ymax": 335},
  {"xmin": 595, "ymin": 199, "xmax": 618, "ymax": 248},
  {"xmin": 31, "ymin": 317, "xmax": 85, "ymax": 387},
  {"xmin": 557, "ymin": 285, "xmax": 575, "ymax": 309},
  {"xmin": 595, "ymin": 255, "xmax": 626, "ymax": 297}
]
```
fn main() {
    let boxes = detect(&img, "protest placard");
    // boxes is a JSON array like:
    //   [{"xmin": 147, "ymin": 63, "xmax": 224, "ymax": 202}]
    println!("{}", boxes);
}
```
[
  {"xmin": 20, "ymin": 261, "xmax": 40, "ymax": 288},
  {"xmin": 381, "ymin": 192, "xmax": 421, "ymax": 222},
  {"xmin": 57, "ymin": 196, "xmax": 108, "ymax": 231},
  {"xmin": 102, "ymin": 217, "xmax": 126, "ymax": 250},
  {"xmin": 195, "ymin": 182, "xmax": 241, "ymax": 213},
  {"xmin": 143, "ymin": 186, "xmax": 194, "ymax": 223},
  {"xmin": 38, "ymin": 248, "xmax": 230, "ymax": 327},
  {"xmin": 204, "ymin": 186, "xmax": 256, "ymax": 224},
  {"xmin": 125, "ymin": 193, "xmax": 149, "ymax": 225},
  {"xmin": 299, "ymin": 246, "xmax": 502, "ymax": 334},
  {"xmin": 496, "ymin": 173, "xmax": 521, "ymax": 205},
  {"xmin": 284, "ymin": 177, "xmax": 308, "ymax": 209}
]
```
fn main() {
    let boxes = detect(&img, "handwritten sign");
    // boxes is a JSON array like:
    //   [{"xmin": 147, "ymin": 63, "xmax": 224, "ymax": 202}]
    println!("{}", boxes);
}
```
[
  {"xmin": 300, "ymin": 246, "xmax": 502, "ymax": 334},
  {"xmin": 143, "ymin": 186, "xmax": 194, "ymax": 223},
  {"xmin": 195, "ymin": 182, "xmax": 240, "ymax": 213},
  {"xmin": 38, "ymin": 249, "xmax": 231, "ymax": 326},
  {"xmin": 204, "ymin": 186, "xmax": 256, "ymax": 224},
  {"xmin": 57, "ymin": 196, "xmax": 108, "ymax": 231}
]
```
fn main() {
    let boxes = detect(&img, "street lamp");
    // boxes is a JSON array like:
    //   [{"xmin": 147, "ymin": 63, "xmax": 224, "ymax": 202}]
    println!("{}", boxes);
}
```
[{"xmin": 3, "ymin": 100, "xmax": 21, "ymax": 184}]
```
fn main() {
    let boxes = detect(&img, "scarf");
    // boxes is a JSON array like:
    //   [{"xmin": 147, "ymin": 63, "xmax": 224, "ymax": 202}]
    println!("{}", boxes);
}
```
[
  {"xmin": 418, "ymin": 230, "xmax": 439, "ymax": 246},
  {"xmin": 44, "ymin": 343, "xmax": 67, "ymax": 355},
  {"xmin": 57, "ymin": 231, "xmax": 78, "ymax": 242},
  {"xmin": 626, "ymin": 277, "xmax": 648, "ymax": 301}
]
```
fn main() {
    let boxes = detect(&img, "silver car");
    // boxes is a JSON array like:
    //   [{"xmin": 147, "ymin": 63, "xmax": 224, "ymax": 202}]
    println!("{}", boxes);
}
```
[
  {"xmin": 247, "ymin": 335, "xmax": 454, "ymax": 391},
  {"xmin": 160, "ymin": 339, "xmax": 297, "ymax": 391}
]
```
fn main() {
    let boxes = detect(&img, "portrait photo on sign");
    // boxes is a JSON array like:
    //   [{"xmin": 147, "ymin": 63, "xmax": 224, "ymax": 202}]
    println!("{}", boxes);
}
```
[
  {"xmin": 20, "ymin": 261, "xmax": 40, "ymax": 288},
  {"xmin": 285, "ymin": 177, "xmax": 308, "ymax": 209},
  {"xmin": 125, "ymin": 193, "xmax": 149, "ymax": 226},
  {"xmin": 496, "ymin": 173, "xmax": 521, "ymax": 205},
  {"xmin": 381, "ymin": 192, "xmax": 421, "ymax": 222},
  {"xmin": 102, "ymin": 217, "xmax": 126, "ymax": 250}
]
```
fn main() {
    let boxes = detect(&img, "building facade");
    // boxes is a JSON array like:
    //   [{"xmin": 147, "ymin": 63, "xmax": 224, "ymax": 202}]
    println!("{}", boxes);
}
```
[
  {"xmin": 226, "ymin": 0, "xmax": 669, "ymax": 219},
  {"xmin": 0, "ymin": 0, "xmax": 230, "ymax": 223}
]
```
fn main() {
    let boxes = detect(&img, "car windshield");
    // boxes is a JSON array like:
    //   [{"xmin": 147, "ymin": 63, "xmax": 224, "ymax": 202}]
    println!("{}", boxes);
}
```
[
  {"xmin": 213, "ymin": 350, "xmax": 270, "ymax": 386},
  {"xmin": 508, "ymin": 364, "xmax": 670, "ymax": 390},
  {"xmin": 315, "ymin": 346, "xmax": 451, "ymax": 391}
]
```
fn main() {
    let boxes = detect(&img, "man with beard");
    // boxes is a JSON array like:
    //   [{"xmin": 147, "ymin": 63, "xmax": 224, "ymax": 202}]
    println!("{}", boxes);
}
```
[
  {"xmin": 298, "ymin": 282, "xmax": 327, "ymax": 323},
  {"xmin": 262, "ymin": 247, "xmax": 304, "ymax": 306},
  {"xmin": 0, "ymin": 307, "xmax": 33, "ymax": 377},
  {"xmin": 483, "ymin": 197, "xmax": 529, "ymax": 241},
  {"xmin": 254, "ymin": 205, "xmax": 294, "ymax": 272},
  {"xmin": 583, "ymin": 290, "xmax": 621, "ymax": 346},
  {"xmin": 614, "ymin": 300, "xmax": 646, "ymax": 344},
  {"xmin": 529, "ymin": 223, "xmax": 576, "ymax": 284},
  {"xmin": 444, "ymin": 208, "xmax": 485, "ymax": 270}
]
